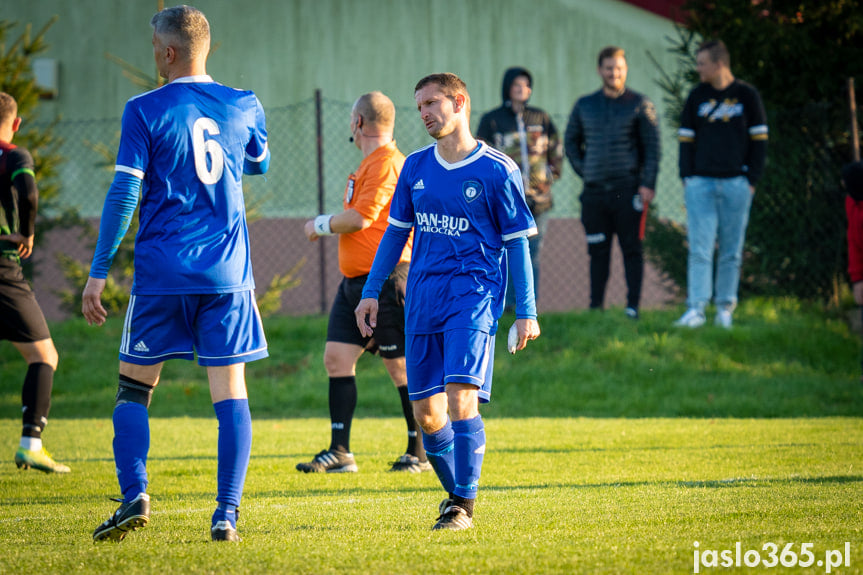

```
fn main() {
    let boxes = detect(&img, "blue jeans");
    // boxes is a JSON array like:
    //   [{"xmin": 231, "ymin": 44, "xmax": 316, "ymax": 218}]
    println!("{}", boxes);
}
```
[
  {"xmin": 684, "ymin": 176, "xmax": 752, "ymax": 312},
  {"xmin": 505, "ymin": 210, "xmax": 548, "ymax": 310}
]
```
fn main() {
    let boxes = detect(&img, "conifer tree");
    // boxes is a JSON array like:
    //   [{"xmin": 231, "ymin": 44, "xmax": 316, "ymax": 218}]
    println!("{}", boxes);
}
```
[{"xmin": 0, "ymin": 17, "xmax": 73, "ymax": 279}]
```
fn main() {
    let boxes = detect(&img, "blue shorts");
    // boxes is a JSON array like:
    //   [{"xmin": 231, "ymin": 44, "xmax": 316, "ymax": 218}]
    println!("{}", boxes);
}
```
[
  {"xmin": 119, "ymin": 291, "xmax": 268, "ymax": 367},
  {"xmin": 405, "ymin": 329, "xmax": 495, "ymax": 404}
]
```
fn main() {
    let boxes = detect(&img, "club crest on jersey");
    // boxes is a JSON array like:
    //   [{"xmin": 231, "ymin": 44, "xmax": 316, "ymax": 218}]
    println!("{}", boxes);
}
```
[{"xmin": 463, "ymin": 180, "xmax": 483, "ymax": 203}]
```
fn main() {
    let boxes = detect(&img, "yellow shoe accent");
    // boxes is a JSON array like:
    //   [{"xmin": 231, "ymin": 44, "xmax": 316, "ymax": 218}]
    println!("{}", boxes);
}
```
[{"xmin": 14, "ymin": 447, "xmax": 71, "ymax": 474}]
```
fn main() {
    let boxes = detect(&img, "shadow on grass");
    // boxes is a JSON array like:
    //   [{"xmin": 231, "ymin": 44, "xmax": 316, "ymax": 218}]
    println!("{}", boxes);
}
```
[
  {"xmin": 482, "ymin": 475, "xmax": 863, "ymax": 491},
  {"xmin": 3, "ymin": 475, "xmax": 859, "ymax": 509},
  {"xmin": 491, "ymin": 442, "xmax": 857, "ymax": 455}
]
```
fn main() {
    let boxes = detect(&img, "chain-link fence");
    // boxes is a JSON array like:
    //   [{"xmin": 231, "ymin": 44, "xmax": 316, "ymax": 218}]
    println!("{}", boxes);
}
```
[{"xmin": 29, "ymin": 93, "xmax": 848, "ymax": 321}]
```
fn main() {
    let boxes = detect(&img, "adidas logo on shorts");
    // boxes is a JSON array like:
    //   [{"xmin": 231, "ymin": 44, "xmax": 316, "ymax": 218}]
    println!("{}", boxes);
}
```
[{"xmin": 134, "ymin": 340, "xmax": 150, "ymax": 353}]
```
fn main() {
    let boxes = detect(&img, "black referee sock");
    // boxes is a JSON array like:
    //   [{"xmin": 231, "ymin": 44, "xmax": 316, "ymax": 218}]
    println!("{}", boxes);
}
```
[
  {"xmin": 328, "ymin": 376, "xmax": 357, "ymax": 453},
  {"xmin": 396, "ymin": 385, "xmax": 425, "ymax": 460},
  {"xmin": 21, "ymin": 363, "xmax": 54, "ymax": 439}
]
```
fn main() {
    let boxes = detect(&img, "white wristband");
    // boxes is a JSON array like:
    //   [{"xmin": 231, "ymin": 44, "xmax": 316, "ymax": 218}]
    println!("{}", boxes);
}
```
[{"xmin": 314, "ymin": 214, "xmax": 334, "ymax": 236}]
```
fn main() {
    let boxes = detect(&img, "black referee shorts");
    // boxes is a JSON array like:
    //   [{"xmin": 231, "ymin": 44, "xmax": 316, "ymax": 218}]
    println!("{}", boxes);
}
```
[
  {"xmin": 0, "ymin": 258, "xmax": 51, "ymax": 343},
  {"xmin": 327, "ymin": 262, "xmax": 407, "ymax": 359}
]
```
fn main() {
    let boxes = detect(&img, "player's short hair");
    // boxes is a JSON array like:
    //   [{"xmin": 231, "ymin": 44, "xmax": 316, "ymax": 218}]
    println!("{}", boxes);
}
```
[
  {"xmin": 0, "ymin": 92, "xmax": 17, "ymax": 125},
  {"xmin": 597, "ymin": 46, "xmax": 626, "ymax": 67},
  {"xmin": 697, "ymin": 39, "xmax": 731, "ymax": 68},
  {"xmin": 354, "ymin": 91, "xmax": 395, "ymax": 130},
  {"xmin": 414, "ymin": 73, "xmax": 471, "ymax": 120},
  {"xmin": 150, "ymin": 5, "xmax": 211, "ymax": 61}
]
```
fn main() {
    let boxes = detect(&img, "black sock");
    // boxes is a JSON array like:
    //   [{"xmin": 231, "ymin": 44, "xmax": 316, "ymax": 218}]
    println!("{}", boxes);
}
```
[
  {"xmin": 22, "ymin": 363, "xmax": 54, "ymax": 438},
  {"xmin": 396, "ymin": 386, "xmax": 425, "ymax": 460},
  {"xmin": 452, "ymin": 495, "xmax": 475, "ymax": 518},
  {"xmin": 328, "ymin": 376, "xmax": 356, "ymax": 453}
]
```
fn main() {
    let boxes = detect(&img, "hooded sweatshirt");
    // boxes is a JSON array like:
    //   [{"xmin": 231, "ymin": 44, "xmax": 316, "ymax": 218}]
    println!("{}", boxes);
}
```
[{"xmin": 476, "ymin": 67, "xmax": 563, "ymax": 215}]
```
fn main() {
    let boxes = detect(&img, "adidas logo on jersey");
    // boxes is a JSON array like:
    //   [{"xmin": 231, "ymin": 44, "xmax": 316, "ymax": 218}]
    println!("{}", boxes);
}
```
[
  {"xmin": 134, "ymin": 340, "xmax": 150, "ymax": 353},
  {"xmin": 413, "ymin": 179, "xmax": 425, "ymax": 190}
]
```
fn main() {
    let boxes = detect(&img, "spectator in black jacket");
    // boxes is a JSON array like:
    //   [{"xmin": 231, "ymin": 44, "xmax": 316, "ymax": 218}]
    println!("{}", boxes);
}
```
[
  {"xmin": 564, "ymin": 46, "xmax": 660, "ymax": 319},
  {"xmin": 673, "ymin": 40, "xmax": 768, "ymax": 329},
  {"xmin": 476, "ymin": 68, "xmax": 563, "ymax": 311}
]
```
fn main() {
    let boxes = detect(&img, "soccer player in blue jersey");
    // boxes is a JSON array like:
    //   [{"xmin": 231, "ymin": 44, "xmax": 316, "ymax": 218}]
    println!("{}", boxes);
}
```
[
  {"xmin": 355, "ymin": 73, "xmax": 541, "ymax": 530},
  {"xmin": 81, "ymin": 5, "xmax": 270, "ymax": 543}
]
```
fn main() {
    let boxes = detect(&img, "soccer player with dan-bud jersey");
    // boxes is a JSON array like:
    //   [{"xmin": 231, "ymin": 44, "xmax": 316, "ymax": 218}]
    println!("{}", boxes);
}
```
[{"xmin": 355, "ymin": 73, "xmax": 541, "ymax": 531}]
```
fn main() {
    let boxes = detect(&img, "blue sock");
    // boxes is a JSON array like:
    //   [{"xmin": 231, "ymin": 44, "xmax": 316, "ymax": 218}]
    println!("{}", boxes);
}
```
[
  {"xmin": 212, "ymin": 502, "xmax": 239, "ymax": 529},
  {"xmin": 422, "ymin": 419, "xmax": 455, "ymax": 494},
  {"xmin": 213, "ymin": 398, "xmax": 252, "ymax": 526},
  {"xmin": 452, "ymin": 415, "xmax": 485, "ymax": 500},
  {"xmin": 112, "ymin": 402, "xmax": 150, "ymax": 502}
]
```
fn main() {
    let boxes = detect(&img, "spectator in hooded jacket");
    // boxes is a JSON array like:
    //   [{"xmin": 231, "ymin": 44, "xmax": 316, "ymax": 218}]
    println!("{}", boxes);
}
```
[{"xmin": 476, "ymin": 67, "xmax": 563, "ymax": 311}]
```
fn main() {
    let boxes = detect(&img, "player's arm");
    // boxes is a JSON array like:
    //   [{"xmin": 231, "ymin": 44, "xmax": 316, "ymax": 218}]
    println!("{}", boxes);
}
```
[
  {"xmin": 504, "ymin": 234, "xmax": 540, "ymax": 350},
  {"xmin": 82, "ymin": 170, "xmax": 142, "ymax": 326},
  {"xmin": 0, "ymin": 151, "xmax": 38, "ymax": 258},
  {"xmin": 355, "ymin": 221, "xmax": 411, "ymax": 337},
  {"xmin": 243, "ymin": 145, "xmax": 270, "ymax": 175},
  {"xmin": 244, "ymin": 95, "xmax": 270, "ymax": 175}
]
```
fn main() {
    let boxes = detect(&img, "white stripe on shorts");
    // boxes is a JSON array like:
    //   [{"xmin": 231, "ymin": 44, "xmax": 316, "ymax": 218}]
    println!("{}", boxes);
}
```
[{"xmin": 121, "ymin": 295, "xmax": 136, "ymax": 355}]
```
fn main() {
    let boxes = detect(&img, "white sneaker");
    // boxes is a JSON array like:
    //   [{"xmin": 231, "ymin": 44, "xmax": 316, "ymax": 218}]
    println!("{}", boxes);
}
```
[
  {"xmin": 715, "ymin": 309, "xmax": 733, "ymax": 328},
  {"xmin": 673, "ymin": 308, "xmax": 706, "ymax": 328}
]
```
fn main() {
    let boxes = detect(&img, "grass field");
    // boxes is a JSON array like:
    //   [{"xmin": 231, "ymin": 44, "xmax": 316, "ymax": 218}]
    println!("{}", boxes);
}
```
[{"xmin": 1, "ymin": 299, "xmax": 862, "ymax": 573}]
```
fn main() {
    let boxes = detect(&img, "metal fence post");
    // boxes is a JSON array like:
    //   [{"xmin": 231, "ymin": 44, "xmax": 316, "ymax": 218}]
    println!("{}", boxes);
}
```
[{"xmin": 315, "ymin": 89, "xmax": 327, "ymax": 314}]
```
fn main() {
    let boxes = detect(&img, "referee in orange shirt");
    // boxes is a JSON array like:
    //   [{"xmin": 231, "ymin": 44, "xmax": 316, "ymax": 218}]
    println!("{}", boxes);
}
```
[{"xmin": 297, "ymin": 92, "xmax": 429, "ymax": 474}]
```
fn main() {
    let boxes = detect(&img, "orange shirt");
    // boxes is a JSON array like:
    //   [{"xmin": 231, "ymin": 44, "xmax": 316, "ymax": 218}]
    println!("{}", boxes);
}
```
[{"xmin": 339, "ymin": 140, "xmax": 412, "ymax": 278}]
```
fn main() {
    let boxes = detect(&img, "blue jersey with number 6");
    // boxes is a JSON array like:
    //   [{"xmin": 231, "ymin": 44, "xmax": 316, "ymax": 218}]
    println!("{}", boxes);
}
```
[{"xmin": 115, "ymin": 75, "xmax": 268, "ymax": 295}]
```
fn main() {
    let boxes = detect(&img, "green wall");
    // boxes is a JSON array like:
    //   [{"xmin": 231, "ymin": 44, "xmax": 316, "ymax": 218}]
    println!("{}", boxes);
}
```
[
  {"xmin": 8, "ymin": 0, "xmax": 686, "ymax": 218},
  {"xmin": 12, "ymin": 0, "xmax": 680, "ymax": 117}
]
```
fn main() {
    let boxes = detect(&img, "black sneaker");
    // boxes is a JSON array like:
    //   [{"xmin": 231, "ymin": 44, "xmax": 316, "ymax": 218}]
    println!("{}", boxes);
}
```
[
  {"xmin": 93, "ymin": 492, "xmax": 150, "ymax": 542},
  {"xmin": 432, "ymin": 498, "xmax": 473, "ymax": 531},
  {"xmin": 295, "ymin": 449, "xmax": 358, "ymax": 473},
  {"xmin": 388, "ymin": 454, "xmax": 433, "ymax": 473}
]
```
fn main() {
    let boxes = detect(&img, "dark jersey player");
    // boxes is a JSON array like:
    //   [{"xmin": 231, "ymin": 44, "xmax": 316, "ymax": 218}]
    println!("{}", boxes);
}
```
[{"xmin": 0, "ymin": 91, "xmax": 69, "ymax": 475}]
